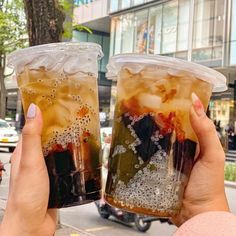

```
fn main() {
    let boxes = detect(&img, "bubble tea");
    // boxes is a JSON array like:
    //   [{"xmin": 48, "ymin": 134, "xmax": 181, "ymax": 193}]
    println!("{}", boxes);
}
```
[
  {"xmin": 105, "ymin": 54, "xmax": 227, "ymax": 217},
  {"xmin": 7, "ymin": 43, "xmax": 103, "ymax": 208}
]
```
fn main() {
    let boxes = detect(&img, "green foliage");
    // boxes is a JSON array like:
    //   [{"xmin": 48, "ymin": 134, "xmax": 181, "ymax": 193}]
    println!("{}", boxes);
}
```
[
  {"xmin": 225, "ymin": 163, "xmax": 236, "ymax": 182},
  {"xmin": 0, "ymin": 0, "xmax": 27, "ymax": 55},
  {"xmin": 59, "ymin": 0, "xmax": 92, "ymax": 40},
  {"xmin": 73, "ymin": 24, "xmax": 92, "ymax": 34}
]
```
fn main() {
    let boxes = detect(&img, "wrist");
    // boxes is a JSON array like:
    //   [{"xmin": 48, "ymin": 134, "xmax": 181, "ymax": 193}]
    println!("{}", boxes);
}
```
[
  {"xmin": 173, "ymin": 194, "xmax": 230, "ymax": 227},
  {"xmin": 190, "ymin": 194, "xmax": 230, "ymax": 217}
]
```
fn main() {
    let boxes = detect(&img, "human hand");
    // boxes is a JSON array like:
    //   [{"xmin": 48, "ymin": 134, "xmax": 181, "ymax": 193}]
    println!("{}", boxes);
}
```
[
  {"xmin": 0, "ymin": 104, "xmax": 57, "ymax": 236},
  {"xmin": 172, "ymin": 93, "xmax": 229, "ymax": 226}
]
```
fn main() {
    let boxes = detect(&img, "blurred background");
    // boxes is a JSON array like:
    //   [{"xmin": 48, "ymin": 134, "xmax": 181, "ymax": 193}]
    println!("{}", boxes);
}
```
[{"xmin": 0, "ymin": 1, "xmax": 236, "ymax": 235}]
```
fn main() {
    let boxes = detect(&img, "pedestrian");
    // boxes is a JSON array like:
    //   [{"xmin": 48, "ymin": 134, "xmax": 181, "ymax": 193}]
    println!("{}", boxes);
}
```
[{"xmin": 0, "ymin": 95, "xmax": 236, "ymax": 235}]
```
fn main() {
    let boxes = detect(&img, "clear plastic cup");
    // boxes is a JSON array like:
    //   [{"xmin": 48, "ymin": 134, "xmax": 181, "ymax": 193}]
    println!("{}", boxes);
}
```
[
  {"xmin": 7, "ymin": 42, "xmax": 103, "ymax": 208},
  {"xmin": 105, "ymin": 54, "xmax": 227, "ymax": 217}
]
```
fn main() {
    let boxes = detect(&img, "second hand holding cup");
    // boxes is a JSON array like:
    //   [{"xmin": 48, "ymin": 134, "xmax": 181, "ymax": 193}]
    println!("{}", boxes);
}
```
[{"xmin": 105, "ymin": 54, "xmax": 227, "ymax": 217}]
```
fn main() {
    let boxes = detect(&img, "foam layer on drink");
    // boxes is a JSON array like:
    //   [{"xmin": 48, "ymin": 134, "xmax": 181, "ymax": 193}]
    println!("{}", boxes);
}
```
[{"xmin": 18, "ymin": 67, "xmax": 100, "ymax": 156}]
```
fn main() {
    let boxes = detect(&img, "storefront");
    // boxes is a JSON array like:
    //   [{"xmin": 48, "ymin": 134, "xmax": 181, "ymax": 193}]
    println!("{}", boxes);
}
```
[{"xmin": 108, "ymin": 0, "xmax": 236, "ymax": 149}]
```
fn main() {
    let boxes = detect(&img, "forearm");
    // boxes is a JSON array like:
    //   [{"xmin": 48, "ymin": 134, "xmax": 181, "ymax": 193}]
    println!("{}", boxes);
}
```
[{"xmin": 174, "ymin": 211, "xmax": 236, "ymax": 235}]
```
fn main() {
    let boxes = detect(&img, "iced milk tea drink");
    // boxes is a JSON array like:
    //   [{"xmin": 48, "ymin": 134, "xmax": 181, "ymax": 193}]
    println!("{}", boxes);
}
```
[
  {"xmin": 105, "ymin": 54, "xmax": 227, "ymax": 217},
  {"xmin": 7, "ymin": 43, "xmax": 103, "ymax": 208}
]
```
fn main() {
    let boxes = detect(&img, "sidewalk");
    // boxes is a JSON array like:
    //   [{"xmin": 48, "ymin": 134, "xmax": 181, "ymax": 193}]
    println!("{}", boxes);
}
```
[{"xmin": 0, "ymin": 203, "xmax": 92, "ymax": 236}]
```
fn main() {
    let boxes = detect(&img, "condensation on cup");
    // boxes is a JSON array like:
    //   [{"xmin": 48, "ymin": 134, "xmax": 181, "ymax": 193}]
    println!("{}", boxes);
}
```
[
  {"xmin": 105, "ymin": 54, "xmax": 227, "ymax": 217},
  {"xmin": 7, "ymin": 42, "xmax": 103, "ymax": 208}
]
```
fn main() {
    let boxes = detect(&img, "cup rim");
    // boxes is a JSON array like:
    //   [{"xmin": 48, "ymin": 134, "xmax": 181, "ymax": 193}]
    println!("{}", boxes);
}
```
[
  {"xmin": 7, "ymin": 42, "xmax": 104, "ymax": 68},
  {"xmin": 106, "ymin": 53, "xmax": 227, "ymax": 93}
]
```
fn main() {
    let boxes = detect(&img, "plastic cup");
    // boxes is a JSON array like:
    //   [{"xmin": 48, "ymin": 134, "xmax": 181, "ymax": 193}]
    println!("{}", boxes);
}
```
[
  {"xmin": 7, "ymin": 42, "xmax": 103, "ymax": 208},
  {"xmin": 105, "ymin": 54, "xmax": 227, "ymax": 217}
]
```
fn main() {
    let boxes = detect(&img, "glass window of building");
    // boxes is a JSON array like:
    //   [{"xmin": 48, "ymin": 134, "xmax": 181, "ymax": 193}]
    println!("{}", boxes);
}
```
[
  {"xmin": 72, "ymin": 31, "xmax": 87, "ymax": 42},
  {"xmin": 177, "ymin": 0, "xmax": 190, "ymax": 52},
  {"xmin": 231, "ymin": 42, "xmax": 236, "ymax": 65},
  {"xmin": 213, "ymin": 0, "xmax": 224, "ymax": 46},
  {"xmin": 114, "ymin": 17, "xmax": 122, "ymax": 55},
  {"xmin": 161, "ymin": 1, "xmax": 178, "ymax": 54},
  {"xmin": 134, "ymin": 10, "xmax": 148, "ymax": 54},
  {"xmin": 88, "ymin": 34, "xmax": 102, "ymax": 45},
  {"xmin": 192, "ymin": 0, "xmax": 225, "ymax": 62},
  {"xmin": 110, "ymin": 19, "xmax": 116, "ymax": 56},
  {"xmin": 121, "ymin": 0, "xmax": 131, "ymax": 9},
  {"xmin": 148, "ymin": 5, "xmax": 163, "ymax": 54},
  {"xmin": 133, "ymin": 0, "xmax": 145, "ymax": 5},
  {"xmin": 230, "ymin": 0, "xmax": 236, "ymax": 65},
  {"xmin": 109, "ymin": 0, "xmax": 119, "ymax": 13},
  {"xmin": 101, "ymin": 36, "xmax": 110, "ymax": 72},
  {"xmin": 121, "ymin": 13, "xmax": 135, "ymax": 53},
  {"xmin": 193, "ymin": 0, "xmax": 214, "ymax": 49}
]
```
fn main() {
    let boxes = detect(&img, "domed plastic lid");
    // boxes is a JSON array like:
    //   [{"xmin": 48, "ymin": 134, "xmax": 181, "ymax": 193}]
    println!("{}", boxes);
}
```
[
  {"xmin": 107, "ymin": 54, "xmax": 227, "ymax": 92},
  {"xmin": 7, "ymin": 42, "xmax": 103, "ymax": 74}
]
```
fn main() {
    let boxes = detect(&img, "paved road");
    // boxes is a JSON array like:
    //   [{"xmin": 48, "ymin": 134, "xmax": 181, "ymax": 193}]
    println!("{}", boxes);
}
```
[
  {"xmin": 59, "ymin": 204, "xmax": 177, "ymax": 236},
  {"xmin": 0, "ymin": 148, "xmax": 236, "ymax": 236}
]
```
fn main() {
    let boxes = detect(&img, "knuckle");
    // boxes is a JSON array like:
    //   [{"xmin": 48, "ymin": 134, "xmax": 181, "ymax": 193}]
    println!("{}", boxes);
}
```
[
  {"xmin": 22, "ymin": 122, "xmax": 40, "ymax": 137},
  {"xmin": 22, "ymin": 123, "xmax": 34, "ymax": 135}
]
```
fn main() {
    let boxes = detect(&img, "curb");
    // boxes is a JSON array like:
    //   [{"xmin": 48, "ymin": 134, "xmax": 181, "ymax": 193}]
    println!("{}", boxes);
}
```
[{"xmin": 59, "ymin": 223, "xmax": 94, "ymax": 236}]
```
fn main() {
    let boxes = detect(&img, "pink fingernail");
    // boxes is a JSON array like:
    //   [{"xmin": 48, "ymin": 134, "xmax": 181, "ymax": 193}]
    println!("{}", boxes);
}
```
[
  {"xmin": 191, "ymin": 93, "xmax": 205, "ymax": 117},
  {"xmin": 27, "ymin": 103, "xmax": 36, "ymax": 119}
]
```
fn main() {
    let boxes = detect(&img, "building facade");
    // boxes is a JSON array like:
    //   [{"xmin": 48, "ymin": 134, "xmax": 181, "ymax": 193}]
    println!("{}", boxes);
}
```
[
  {"xmin": 73, "ymin": 0, "xmax": 112, "ymax": 126},
  {"xmin": 108, "ymin": 0, "xmax": 236, "ymax": 142},
  {"xmin": 4, "ymin": 0, "xmax": 236, "ymax": 141}
]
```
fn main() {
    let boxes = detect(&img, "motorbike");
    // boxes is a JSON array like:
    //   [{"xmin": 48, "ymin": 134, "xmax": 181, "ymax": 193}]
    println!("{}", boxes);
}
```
[{"xmin": 95, "ymin": 200, "xmax": 172, "ymax": 232}]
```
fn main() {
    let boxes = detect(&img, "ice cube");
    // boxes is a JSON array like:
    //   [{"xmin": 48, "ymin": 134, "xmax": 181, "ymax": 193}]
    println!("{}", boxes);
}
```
[{"xmin": 138, "ymin": 93, "xmax": 161, "ymax": 110}]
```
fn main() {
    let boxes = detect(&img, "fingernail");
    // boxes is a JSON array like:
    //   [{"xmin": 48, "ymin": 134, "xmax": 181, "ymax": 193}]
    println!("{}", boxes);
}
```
[
  {"xmin": 191, "ymin": 93, "xmax": 205, "ymax": 117},
  {"xmin": 27, "ymin": 103, "xmax": 36, "ymax": 119}
]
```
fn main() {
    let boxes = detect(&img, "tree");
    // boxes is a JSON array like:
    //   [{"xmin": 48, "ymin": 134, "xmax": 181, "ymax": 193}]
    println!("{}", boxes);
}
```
[
  {"xmin": 23, "ymin": 0, "xmax": 91, "ymax": 46},
  {"xmin": 0, "ymin": 0, "xmax": 27, "ymax": 118},
  {"xmin": 23, "ymin": 0, "xmax": 65, "ymax": 46}
]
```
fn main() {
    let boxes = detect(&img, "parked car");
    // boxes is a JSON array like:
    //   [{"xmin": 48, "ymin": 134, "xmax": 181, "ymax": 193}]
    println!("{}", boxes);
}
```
[{"xmin": 0, "ymin": 119, "xmax": 19, "ymax": 152}]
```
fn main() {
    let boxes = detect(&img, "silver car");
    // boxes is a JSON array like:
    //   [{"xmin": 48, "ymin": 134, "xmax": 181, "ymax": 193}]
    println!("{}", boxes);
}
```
[{"xmin": 0, "ymin": 119, "xmax": 19, "ymax": 152}]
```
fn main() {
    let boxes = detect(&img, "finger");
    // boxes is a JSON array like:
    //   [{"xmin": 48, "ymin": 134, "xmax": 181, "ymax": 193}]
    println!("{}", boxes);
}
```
[
  {"xmin": 9, "ymin": 138, "xmax": 22, "ymax": 185},
  {"xmin": 21, "ymin": 103, "xmax": 44, "ymax": 169},
  {"xmin": 190, "ymin": 93, "xmax": 225, "ymax": 163},
  {"xmin": 10, "ymin": 137, "xmax": 22, "ymax": 172}
]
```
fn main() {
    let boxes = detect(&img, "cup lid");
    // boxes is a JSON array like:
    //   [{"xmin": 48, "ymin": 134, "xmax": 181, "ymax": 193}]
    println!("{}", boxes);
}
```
[
  {"xmin": 107, "ymin": 54, "xmax": 227, "ymax": 93},
  {"xmin": 7, "ymin": 42, "xmax": 104, "ymax": 68}
]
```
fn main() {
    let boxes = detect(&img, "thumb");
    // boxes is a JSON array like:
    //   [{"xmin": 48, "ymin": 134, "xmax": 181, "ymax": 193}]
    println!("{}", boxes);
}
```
[
  {"xmin": 21, "ymin": 103, "xmax": 44, "ymax": 168},
  {"xmin": 190, "ymin": 93, "xmax": 225, "ymax": 164}
]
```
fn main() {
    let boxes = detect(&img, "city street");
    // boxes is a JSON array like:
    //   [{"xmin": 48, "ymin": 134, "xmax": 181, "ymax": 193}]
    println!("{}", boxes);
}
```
[{"xmin": 0, "ymin": 148, "xmax": 236, "ymax": 236}]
